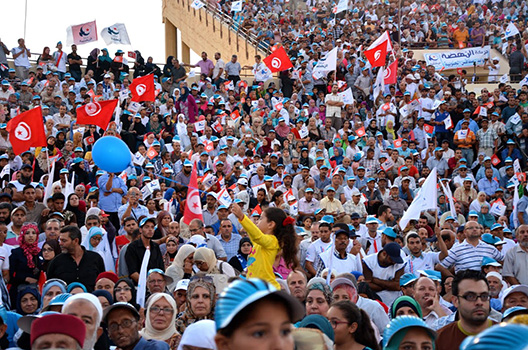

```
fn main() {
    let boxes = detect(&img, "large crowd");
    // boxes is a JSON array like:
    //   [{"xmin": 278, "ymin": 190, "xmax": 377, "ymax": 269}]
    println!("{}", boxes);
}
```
[{"xmin": 1, "ymin": 0, "xmax": 528, "ymax": 348}]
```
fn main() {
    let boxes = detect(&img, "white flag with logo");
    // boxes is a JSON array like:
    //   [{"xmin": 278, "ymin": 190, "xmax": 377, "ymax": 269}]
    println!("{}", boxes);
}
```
[
  {"xmin": 399, "ymin": 168, "xmax": 437, "ymax": 230},
  {"xmin": 334, "ymin": 0, "xmax": 348, "ymax": 14},
  {"xmin": 100, "ymin": 23, "xmax": 131, "ymax": 45},
  {"xmin": 505, "ymin": 22, "xmax": 520, "ymax": 38},
  {"xmin": 218, "ymin": 188, "xmax": 233, "ymax": 207},
  {"xmin": 500, "ymin": 74, "xmax": 509, "ymax": 83},
  {"xmin": 191, "ymin": 0, "xmax": 205, "ymax": 9},
  {"xmin": 195, "ymin": 120, "xmax": 206, "ymax": 132},
  {"xmin": 312, "ymin": 47, "xmax": 338, "ymax": 80},
  {"xmin": 520, "ymin": 74, "xmax": 528, "ymax": 87},
  {"xmin": 338, "ymin": 88, "xmax": 354, "ymax": 105},
  {"xmin": 231, "ymin": 0, "xmax": 242, "ymax": 12}
]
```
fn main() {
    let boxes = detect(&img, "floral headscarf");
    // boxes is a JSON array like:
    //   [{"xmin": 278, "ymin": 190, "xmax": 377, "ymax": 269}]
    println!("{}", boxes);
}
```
[
  {"xmin": 19, "ymin": 223, "xmax": 40, "ymax": 269},
  {"xmin": 175, "ymin": 276, "xmax": 216, "ymax": 334}
]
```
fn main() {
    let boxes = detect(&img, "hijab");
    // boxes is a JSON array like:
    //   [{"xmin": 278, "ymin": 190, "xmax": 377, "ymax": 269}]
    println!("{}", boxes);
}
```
[
  {"xmin": 179, "ymin": 87, "xmax": 190, "ymax": 102},
  {"xmin": 16, "ymin": 286, "xmax": 41, "ymax": 315},
  {"xmin": 81, "ymin": 227, "xmax": 116, "ymax": 273},
  {"xmin": 390, "ymin": 296, "xmax": 423, "ymax": 319},
  {"xmin": 193, "ymin": 247, "xmax": 219, "ymax": 274},
  {"xmin": 235, "ymin": 237, "xmax": 252, "ymax": 270},
  {"xmin": 18, "ymin": 223, "xmax": 40, "ymax": 269},
  {"xmin": 260, "ymin": 137, "xmax": 273, "ymax": 154},
  {"xmin": 92, "ymin": 290, "xmax": 113, "ymax": 305},
  {"xmin": 141, "ymin": 293, "xmax": 179, "ymax": 341},
  {"xmin": 176, "ymin": 320, "xmax": 217, "ymax": 350},
  {"xmin": 89, "ymin": 48, "xmax": 100, "ymax": 61},
  {"xmin": 166, "ymin": 245, "xmax": 196, "ymax": 284},
  {"xmin": 183, "ymin": 277, "xmax": 216, "ymax": 320},
  {"xmin": 99, "ymin": 49, "xmax": 111, "ymax": 63},
  {"xmin": 113, "ymin": 278, "xmax": 139, "ymax": 309}
]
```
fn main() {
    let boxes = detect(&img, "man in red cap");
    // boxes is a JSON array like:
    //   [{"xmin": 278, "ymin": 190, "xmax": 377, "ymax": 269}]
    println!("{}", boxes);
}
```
[
  {"xmin": 95, "ymin": 271, "xmax": 119, "ymax": 295},
  {"xmin": 31, "ymin": 313, "xmax": 86, "ymax": 350}
]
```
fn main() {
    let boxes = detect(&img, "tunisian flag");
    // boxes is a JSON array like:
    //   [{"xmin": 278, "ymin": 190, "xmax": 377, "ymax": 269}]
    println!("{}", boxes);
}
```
[
  {"xmin": 77, "ymin": 99, "xmax": 119, "ymax": 130},
  {"xmin": 263, "ymin": 46, "xmax": 293, "ymax": 73},
  {"xmin": 183, "ymin": 163, "xmax": 204, "ymax": 225},
  {"xmin": 364, "ymin": 39, "xmax": 388, "ymax": 68},
  {"xmin": 130, "ymin": 74, "xmax": 155, "ymax": 102},
  {"xmin": 7, "ymin": 107, "xmax": 47, "ymax": 155},
  {"xmin": 384, "ymin": 60, "xmax": 398, "ymax": 85}
]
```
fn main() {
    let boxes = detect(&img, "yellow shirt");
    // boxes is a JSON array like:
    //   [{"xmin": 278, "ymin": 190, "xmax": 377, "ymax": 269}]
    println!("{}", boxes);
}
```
[{"xmin": 239, "ymin": 215, "xmax": 280, "ymax": 289}]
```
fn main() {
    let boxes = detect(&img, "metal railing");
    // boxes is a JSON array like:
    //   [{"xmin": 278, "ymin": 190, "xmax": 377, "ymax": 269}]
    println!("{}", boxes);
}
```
[{"xmin": 174, "ymin": 0, "xmax": 272, "ymax": 59}]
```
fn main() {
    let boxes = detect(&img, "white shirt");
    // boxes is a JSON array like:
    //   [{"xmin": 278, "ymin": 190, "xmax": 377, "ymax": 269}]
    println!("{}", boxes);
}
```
[
  {"xmin": 306, "ymin": 239, "xmax": 333, "ymax": 263},
  {"xmin": 404, "ymin": 251, "xmax": 441, "ymax": 276},
  {"xmin": 12, "ymin": 46, "xmax": 31, "ymax": 68},
  {"xmin": 363, "ymin": 253, "xmax": 405, "ymax": 306}
]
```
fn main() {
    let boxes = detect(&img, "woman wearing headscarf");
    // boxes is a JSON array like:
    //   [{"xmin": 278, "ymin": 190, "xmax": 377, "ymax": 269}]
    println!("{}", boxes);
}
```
[
  {"xmin": 193, "ymin": 247, "xmax": 236, "ymax": 277},
  {"xmin": 176, "ymin": 87, "xmax": 199, "ymax": 123},
  {"xmin": 163, "ymin": 236, "xmax": 179, "ymax": 270},
  {"xmin": 257, "ymin": 137, "xmax": 273, "ymax": 158},
  {"xmin": 9, "ymin": 223, "xmax": 42, "ymax": 306},
  {"xmin": 478, "ymin": 203, "xmax": 496, "ymax": 228},
  {"xmin": 141, "ymin": 293, "xmax": 181, "ymax": 350},
  {"xmin": 86, "ymin": 48, "xmax": 100, "ymax": 75},
  {"xmin": 469, "ymin": 191, "xmax": 489, "ymax": 213},
  {"xmin": 70, "ymin": 158, "xmax": 90, "ymax": 186},
  {"xmin": 390, "ymin": 295, "xmax": 423, "ymax": 319},
  {"xmin": 228, "ymin": 237, "xmax": 252, "ymax": 274},
  {"xmin": 96, "ymin": 48, "xmax": 112, "ymax": 81},
  {"xmin": 166, "ymin": 245, "xmax": 196, "ymax": 288},
  {"xmin": 164, "ymin": 56, "xmax": 176, "ymax": 78},
  {"xmin": 175, "ymin": 277, "xmax": 216, "ymax": 334},
  {"xmin": 66, "ymin": 193, "xmax": 86, "ymax": 227},
  {"xmin": 133, "ymin": 50, "xmax": 146, "ymax": 78},
  {"xmin": 81, "ymin": 227, "xmax": 115, "ymax": 273},
  {"xmin": 114, "ymin": 277, "xmax": 140, "ymax": 309},
  {"xmin": 41, "ymin": 278, "xmax": 67, "ymax": 308},
  {"xmin": 176, "ymin": 320, "xmax": 216, "ymax": 350},
  {"xmin": 93, "ymin": 289, "xmax": 113, "ymax": 309},
  {"xmin": 16, "ymin": 286, "xmax": 41, "ymax": 316},
  {"xmin": 305, "ymin": 277, "xmax": 333, "ymax": 317}
]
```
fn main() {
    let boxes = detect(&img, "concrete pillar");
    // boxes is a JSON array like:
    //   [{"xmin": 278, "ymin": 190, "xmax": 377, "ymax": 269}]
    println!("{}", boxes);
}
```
[
  {"xmin": 181, "ymin": 41, "xmax": 191, "ymax": 65},
  {"xmin": 165, "ymin": 19, "xmax": 177, "ymax": 59}
]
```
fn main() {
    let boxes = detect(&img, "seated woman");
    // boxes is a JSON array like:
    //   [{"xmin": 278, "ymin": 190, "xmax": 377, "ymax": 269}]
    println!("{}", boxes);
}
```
[
  {"xmin": 175, "ymin": 276, "xmax": 216, "ymax": 334},
  {"xmin": 193, "ymin": 247, "xmax": 236, "ymax": 278},
  {"xmin": 228, "ymin": 237, "xmax": 252, "ymax": 274},
  {"xmin": 305, "ymin": 278, "xmax": 333, "ymax": 317},
  {"xmin": 141, "ymin": 293, "xmax": 181, "ymax": 350},
  {"xmin": 166, "ymin": 245, "xmax": 196, "ymax": 291},
  {"xmin": 16, "ymin": 286, "xmax": 41, "ymax": 316}
]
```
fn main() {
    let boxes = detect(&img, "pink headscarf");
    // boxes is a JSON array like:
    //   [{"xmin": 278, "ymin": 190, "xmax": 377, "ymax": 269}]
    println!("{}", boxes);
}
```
[{"xmin": 18, "ymin": 223, "xmax": 40, "ymax": 269}]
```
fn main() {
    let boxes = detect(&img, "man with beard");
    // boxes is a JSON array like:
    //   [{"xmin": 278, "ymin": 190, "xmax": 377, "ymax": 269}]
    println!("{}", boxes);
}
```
[
  {"xmin": 62, "ymin": 293, "xmax": 103, "ymax": 350},
  {"xmin": 0, "ymin": 203, "xmax": 10, "ymax": 225},
  {"xmin": 8, "ymin": 164, "xmax": 37, "ymax": 205},
  {"xmin": 413, "ymin": 276, "xmax": 449, "ymax": 327},
  {"xmin": 503, "ymin": 224, "xmax": 528, "ymax": 285},
  {"xmin": 435, "ymin": 270, "xmax": 495, "ymax": 350},
  {"xmin": 315, "ymin": 229, "xmax": 362, "ymax": 276},
  {"xmin": 287, "ymin": 270, "xmax": 308, "ymax": 303},
  {"xmin": 47, "ymin": 226, "xmax": 105, "ymax": 291},
  {"xmin": 174, "ymin": 159, "xmax": 193, "ymax": 190},
  {"xmin": 486, "ymin": 271, "xmax": 504, "ymax": 311}
]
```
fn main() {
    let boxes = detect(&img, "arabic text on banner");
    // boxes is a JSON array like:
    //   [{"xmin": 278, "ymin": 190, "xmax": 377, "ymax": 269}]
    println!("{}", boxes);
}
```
[{"xmin": 423, "ymin": 46, "xmax": 491, "ymax": 70}]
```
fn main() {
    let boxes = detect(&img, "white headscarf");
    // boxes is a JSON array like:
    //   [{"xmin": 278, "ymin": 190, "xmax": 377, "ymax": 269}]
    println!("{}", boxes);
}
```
[
  {"xmin": 177, "ymin": 320, "xmax": 217, "ymax": 350},
  {"xmin": 140, "ymin": 293, "xmax": 178, "ymax": 341},
  {"xmin": 81, "ymin": 226, "xmax": 116, "ymax": 272}
]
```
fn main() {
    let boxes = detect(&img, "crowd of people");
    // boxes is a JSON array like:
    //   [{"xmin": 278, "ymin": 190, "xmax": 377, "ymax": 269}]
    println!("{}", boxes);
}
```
[{"xmin": 1, "ymin": 0, "xmax": 528, "ymax": 348}]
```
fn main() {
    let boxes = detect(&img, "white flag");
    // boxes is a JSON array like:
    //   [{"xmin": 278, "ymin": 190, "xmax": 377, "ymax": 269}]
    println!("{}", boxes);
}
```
[
  {"xmin": 399, "ymin": 168, "xmax": 438, "ymax": 230},
  {"xmin": 513, "ymin": 183, "xmax": 520, "ymax": 227},
  {"xmin": 191, "ymin": 0, "xmax": 205, "ymax": 9},
  {"xmin": 367, "ymin": 30, "xmax": 393, "ymax": 52},
  {"xmin": 500, "ymin": 74, "xmax": 509, "ymax": 84},
  {"xmin": 373, "ymin": 67, "xmax": 384, "ymax": 100},
  {"xmin": 0, "ymin": 164, "xmax": 9, "ymax": 187},
  {"xmin": 520, "ymin": 74, "xmax": 528, "ymax": 87},
  {"xmin": 505, "ymin": 22, "xmax": 520, "ymax": 39},
  {"xmin": 100, "ymin": 23, "xmax": 131, "ymax": 45},
  {"xmin": 440, "ymin": 181, "xmax": 457, "ymax": 220},
  {"xmin": 334, "ymin": 0, "xmax": 348, "ymax": 14},
  {"xmin": 231, "ymin": 0, "xmax": 242, "ymax": 12},
  {"xmin": 338, "ymin": 88, "xmax": 354, "ymax": 105},
  {"xmin": 312, "ymin": 47, "xmax": 338, "ymax": 80},
  {"xmin": 44, "ymin": 159, "xmax": 56, "ymax": 202},
  {"xmin": 218, "ymin": 188, "xmax": 233, "ymax": 207},
  {"xmin": 63, "ymin": 172, "xmax": 76, "ymax": 209},
  {"xmin": 136, "ymin": 246, "xmax": 150, "ymax": 308}
]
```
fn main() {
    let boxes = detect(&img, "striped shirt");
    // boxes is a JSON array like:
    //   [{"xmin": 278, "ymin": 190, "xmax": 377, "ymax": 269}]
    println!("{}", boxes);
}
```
[{"xmin": 440, "ymin": 240, "xmax": 502, "ymax": 273}]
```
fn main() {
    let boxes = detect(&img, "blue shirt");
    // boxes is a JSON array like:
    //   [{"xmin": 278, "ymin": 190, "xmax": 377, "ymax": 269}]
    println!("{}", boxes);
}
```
[
  {"xmin": 118, "ymin": 203, "xmax": 149, "ymax": 222},
  {"xmin": 517, "ymin": 195, "xmax": 528, "ymax": 224},
  {"xmin": 454, "ymin": 118, "xmax": 479, "ymax": 134},
  {"xmin": 98, "ymin": 173, "xmax": 128, "ymax": 212},
  {"xmin": 434, "ymin": 110, "xmax": 449, "ymax": 133},
  {"xmin": 477, "ymin": 177, "xmax": 499, "ymax": 196},
  {"xmin": 216, "ymin": 233, "xmax": 242, "ymax": 260},
  {"xmin": 134, "ymin": 336, "xmax": 170, "ymax": 350}
]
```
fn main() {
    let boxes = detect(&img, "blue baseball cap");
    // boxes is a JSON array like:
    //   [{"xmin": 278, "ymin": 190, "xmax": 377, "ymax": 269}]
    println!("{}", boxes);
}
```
[
  {"xmin": 400, "ymin": 273, "xmax": 418, "ymax": 287},
  {"xmin": 383, "ymin": 227, "xmax": 397, "ymax": 238},
  {"xmin": 320, "ymin": 215, "xmax": 334, "ymax": 224},
  {"xmin": 481, "ymin": 256, "xmax": 501, "ymax": 267}
]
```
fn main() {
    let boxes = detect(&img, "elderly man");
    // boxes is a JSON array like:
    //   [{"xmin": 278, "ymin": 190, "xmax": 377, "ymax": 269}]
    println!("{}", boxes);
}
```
[
  {"xmin": 62, "ymin": 293, "xmax": 103, "ymax": 350},
  {"xmin": 104, "ymin": 302, "xmax": 169, "ymax": 350},
  {"xmin": 146, "ymin": 268, "xmax": 173, "ymax": 295},
  {"xmin": 501, "ymin": 285, "xmax": 528, "ymax": 311},
  {"xmin": 31, "ymin": 314, "xmax": 86, "ymax": 350},
  {"xmin": 189, "ymin": 218, "xmax": 227, "ymax": 260},
  {"xmin": 503, "ymin": 224, "xmax": 528, "ymax": 285},
  {"xmin": 413, "ymin": 276, "xmax": 450, "ymax": 327},
  {"xmin": 287, "ymin": 270, "xmax": 308, "ymax": 303}
]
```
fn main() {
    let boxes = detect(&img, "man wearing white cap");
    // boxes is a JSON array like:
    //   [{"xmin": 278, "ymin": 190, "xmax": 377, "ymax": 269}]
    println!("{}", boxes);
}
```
[
  {"xmin": 501, "ymin": 285, "xmax": 528, "ymax": 312},
  {"xmin": 62, "ymin": 293, "xmax": 103, "ymax": 350},
  {"xmin": 484, "ymin": 56, "xmax": 500, "ymax": 83},
  {"xmin": 173, "ymin": 279, "xmax": 190, "ymax": 313}
]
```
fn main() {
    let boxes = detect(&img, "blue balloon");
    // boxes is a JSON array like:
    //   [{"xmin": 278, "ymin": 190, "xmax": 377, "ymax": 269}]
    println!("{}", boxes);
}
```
[{"xmin": 92, "ymin": 136, "xmax": 131, "ymax": 173}]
